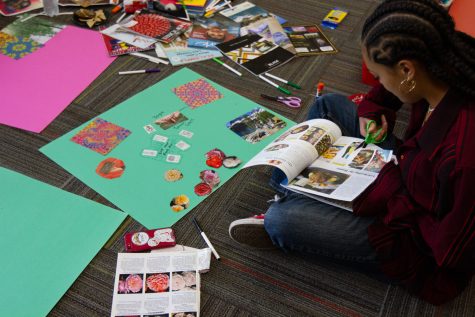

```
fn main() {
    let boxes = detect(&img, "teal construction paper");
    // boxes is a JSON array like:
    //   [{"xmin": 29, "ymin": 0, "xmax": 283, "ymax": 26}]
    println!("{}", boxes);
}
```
[
  {"xmin": 0, "ymin": 167, "xmax": 126, "ymax": 317},
  {"xmin": 41, "ymin": 68, "xmax": 295, "ymax": 228}
]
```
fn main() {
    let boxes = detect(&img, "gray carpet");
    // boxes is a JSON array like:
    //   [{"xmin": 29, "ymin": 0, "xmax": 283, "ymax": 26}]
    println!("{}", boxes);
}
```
[{"xmin": 1, "ymin": 0, "xmax": 474, "ymax": 316}]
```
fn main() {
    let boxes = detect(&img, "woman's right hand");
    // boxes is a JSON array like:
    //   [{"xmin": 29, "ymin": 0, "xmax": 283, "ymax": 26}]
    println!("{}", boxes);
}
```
[{"xmin": 359, "ymin": 115, "xmax": 387, "ymax": 141}]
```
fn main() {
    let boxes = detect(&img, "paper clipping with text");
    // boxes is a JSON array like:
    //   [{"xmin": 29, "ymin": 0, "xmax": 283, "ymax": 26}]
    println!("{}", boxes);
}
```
[{"xmin": 111, "ymin": 251, "xmax": 200, "ymax": 317}]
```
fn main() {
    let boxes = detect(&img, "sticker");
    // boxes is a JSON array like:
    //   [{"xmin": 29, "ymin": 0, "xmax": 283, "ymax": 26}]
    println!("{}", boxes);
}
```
[
  {"xmin": 179, "ymin": 129, "xmax": 194, "ymax": 138},
  {"xmin": 172, "ymin": 78, "xmax": 223, "ymax": 109},
  {"xmin": 226, "ymin": 108, "xmax": 287, "ymax": 144},
  {"xmin": 142, "ymin": 149, "xmax": 158, "ymax": 157},
  {"xmin": 206, "ymin": 156, "xmax": 222, "ymax": 168},
  {"xmin": 223, "ymin": 156, "xmax": 242, "ymax": 168},
  {"xmin": 155, "ymin": 111, "xmax": 188, "ymax": 130},
  {"xmin": 153, "ymin": 134, "xmax": 169, "ymax": 143},
  {"xmin": 131, "ymin": 232, "xmax": 149, "ymax": 246},
  {"xmin": 144, "ymin": 124, "xmax": 156, "ymax": 134},
  {"xmin": 205, "ymin": 148, "xmax": 226, "ymax": 160},
  {"xmin": 71, "ymin": 118, "xmax": 131, "ymax": 155},
  {"xmin": 194, "ymin": 183, "xmax": 212, "ymax": 196},
  {"xmin": 164, "ymin": 169, "xmax": 183, "ymax": 182},
  {"xmin": 154, "ymin": 228, "xmax": 174, "ymax": 242},
  {"xmin": 170, "ymin": 194, "xmax": 190, "ymax": 212},
  {"xmin": 96, "ymin": 158, "xmax": 125, "ymax": 179},
  {"xmin": 166, "ymin": 154, "xmax": 181, "ymax": 163},
  {"xmin": 175, "ymin": 140, "xmax": 190, "ymax": 151},
  {"xmin": 199, "ymin": 170, "xmax": 220, "ymax": 188},
  {"xmin": 147, "ymin": 238, "xmax": 160, "ymax": 247}
]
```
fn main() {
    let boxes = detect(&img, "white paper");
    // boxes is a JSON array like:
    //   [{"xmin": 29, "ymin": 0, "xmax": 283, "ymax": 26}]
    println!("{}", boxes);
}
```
[{"xmin": 111, "ymin": 251, "xmax": 200, "ymax": 317}]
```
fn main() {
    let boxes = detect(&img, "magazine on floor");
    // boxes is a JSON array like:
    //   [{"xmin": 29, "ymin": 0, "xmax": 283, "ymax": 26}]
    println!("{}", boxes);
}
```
[
  {"xmin": 111, "ymin": 251, "xmax": 200, "ymax": 317},
  {"xmin": 243, "ymin": 118, "xmax": 393, "ymax": 209},
  {"xmin": 239, "ymin": 16, "xmax": 296, "ymax": 54},
  {"xmin": 215, "ymin": 33, "xmax": 295, "ymax": 75},
  {"xmin": 283, "ymin": 24, "xmax": 338, "ymax": 56}
]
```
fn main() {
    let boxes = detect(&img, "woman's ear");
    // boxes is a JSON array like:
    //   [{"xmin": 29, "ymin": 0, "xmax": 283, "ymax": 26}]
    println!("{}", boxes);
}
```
[{"xmin": 397, "ymin": 59, "xmax": 416, "ymax": 80}]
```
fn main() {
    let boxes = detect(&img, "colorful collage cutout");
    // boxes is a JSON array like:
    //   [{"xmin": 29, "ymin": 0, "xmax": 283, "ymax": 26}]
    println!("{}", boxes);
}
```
[
  {"xmin": 71, "ymin": 118, "xmax": 132, "ymax": 155},
  {"xmin": 172, "ymin": 78, "xmax": 224, "ymax": 109}
]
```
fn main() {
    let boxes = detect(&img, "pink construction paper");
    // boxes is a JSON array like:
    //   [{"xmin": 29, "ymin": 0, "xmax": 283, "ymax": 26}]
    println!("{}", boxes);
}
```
[{"xmin": 0, "ymin": 26, "xmax": 115, "ymax": 133}]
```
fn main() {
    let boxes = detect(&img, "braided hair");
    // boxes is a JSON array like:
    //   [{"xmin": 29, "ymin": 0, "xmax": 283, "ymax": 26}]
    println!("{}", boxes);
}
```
[{"xmin": 362, "ymin": 0, "xmax": 475, "ymax": 97}]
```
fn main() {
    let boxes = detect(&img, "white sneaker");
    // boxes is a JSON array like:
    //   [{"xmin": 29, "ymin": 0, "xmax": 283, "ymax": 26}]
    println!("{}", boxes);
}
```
[{"xmin": 228, "ymin": 214, "xmax": 276, "ymax": 249}]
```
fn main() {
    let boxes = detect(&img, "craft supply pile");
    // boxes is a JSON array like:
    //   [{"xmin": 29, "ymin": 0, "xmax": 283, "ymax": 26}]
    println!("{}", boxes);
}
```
[{"xmin": 0, "ymin": 1, "xmax": 348, "ymax": 317}]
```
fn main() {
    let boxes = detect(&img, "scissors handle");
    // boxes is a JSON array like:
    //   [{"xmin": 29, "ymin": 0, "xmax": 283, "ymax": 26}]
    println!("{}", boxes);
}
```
[{"xmin": 364, "ymin": 120, "xmax": 386, "ymax": 144}]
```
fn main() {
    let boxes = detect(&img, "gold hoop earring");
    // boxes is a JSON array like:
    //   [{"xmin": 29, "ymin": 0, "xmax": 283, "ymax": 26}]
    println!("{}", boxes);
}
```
[{"xmin": 399, "ymin": 78, "xmax": 416, "ymax": 94}]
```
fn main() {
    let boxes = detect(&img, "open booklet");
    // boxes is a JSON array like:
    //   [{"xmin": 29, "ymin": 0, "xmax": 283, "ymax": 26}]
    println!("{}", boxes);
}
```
[
  {"xmin": 111, "ymin": 250, "xmax": 201, "ymax": 317},
  {"xmin": 244, "ymin": 119, "xmax": 393, "ymax": 210}
]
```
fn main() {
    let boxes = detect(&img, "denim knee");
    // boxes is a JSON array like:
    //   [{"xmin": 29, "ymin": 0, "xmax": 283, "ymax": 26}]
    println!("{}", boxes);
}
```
[{"xmin": 307, "ymin": 93, "xmax": 353, "ymax": 121}]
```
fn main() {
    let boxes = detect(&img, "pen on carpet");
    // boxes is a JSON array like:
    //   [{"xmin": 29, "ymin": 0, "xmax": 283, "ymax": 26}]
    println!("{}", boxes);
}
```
[
  {"xmin": 264, "ymin": 73, "xmax": 301, "ymax": 89},
  {"xmin": 192, "ymin": 217, "xmax": 221, "ymax": 260},
  {"xmin": 258, "ymin": 74, "xmax": 291, "ymax": 95},
  {"xmin": 212, "ymin": 58, "xmax": 242, "ymax": 76},
  {"xmin": 118, "ymin": 68, "xmax": 161, "ymax": 75},
  {"xmin": 130, "ymin": 52, "xmax": 169, "ymax": 65}
]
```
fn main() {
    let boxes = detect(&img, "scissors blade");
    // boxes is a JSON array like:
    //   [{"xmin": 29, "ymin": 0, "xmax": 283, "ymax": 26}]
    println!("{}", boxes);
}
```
[{"xmin": 355, "ymin": 141, "xmax": 367, "ymax": 150}]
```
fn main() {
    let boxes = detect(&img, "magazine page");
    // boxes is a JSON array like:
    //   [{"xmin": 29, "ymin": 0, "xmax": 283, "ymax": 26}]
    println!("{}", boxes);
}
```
[
  {"xmin": 111, "ymin": 251, "xmax": 200, "ymax": 317},
  {"xmin": 244, "ymin": 118, "xmax": 341, "ymax": 184},
  {"xmin": 118, "ymin": 10, "xmax": 192, "ymax": 44},
  {"xmin": 283, "ymin": 25, "xmax": 337, "ymax": 56},
  {"xmin": 188, "ymin": 16, "xmax": 240, "ymax": 50},
  {"xmin": 219, "ymin": 1, "xmax": 287, "ymax": 25},
  {"xmin": 286, "ymin": 136, "xmax": 393, "ymax": 202},
  {"xmin": 215, "ymin": 33, "xmax": 295, "ymax": 75},
  {"xmin": 239, "ymin": 16, "xmax": 296, "ymax": 54},
  {"xmin": 158, "ymin": 30, "xmax": 222, "ymax": 65},
  {"xmin": 100, "ymin": 23, "xmax": 159, "ymax": 49}
]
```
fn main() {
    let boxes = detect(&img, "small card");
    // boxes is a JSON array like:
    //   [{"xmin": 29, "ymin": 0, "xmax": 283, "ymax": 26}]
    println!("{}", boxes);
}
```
[
  {"xmin": 166, "ymin": 154, "xmax": 181, "ymax": 163},
  {"xmin": 153, "ymin": 134, "xmax": 169, "ymax": 143},
  {"xmin": 175, "ymin": 140, "xmax": 190, "ymax": 151},
  {"xmin": 144, "ymin": 124, "xmax": 156, "ymax": 134},
  {"xmin": 142, "ymin": 149, "xmax": 158, "ymax": 157},
  {"xmin": 179, "ymin": 129, "xmax": 194, "ymax": 139}
]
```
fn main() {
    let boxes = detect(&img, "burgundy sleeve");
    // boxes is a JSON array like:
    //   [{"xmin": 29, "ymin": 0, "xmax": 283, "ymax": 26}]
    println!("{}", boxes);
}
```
[{"xmin": 357, "ymin": 84, "xmax": 403, "ymax": 135}]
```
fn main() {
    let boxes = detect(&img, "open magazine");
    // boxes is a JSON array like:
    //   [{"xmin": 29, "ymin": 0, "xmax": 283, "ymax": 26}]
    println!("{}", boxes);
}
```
[{"xmin": 244, "ymin": 119, "xmax": 393, "ymax": 210}]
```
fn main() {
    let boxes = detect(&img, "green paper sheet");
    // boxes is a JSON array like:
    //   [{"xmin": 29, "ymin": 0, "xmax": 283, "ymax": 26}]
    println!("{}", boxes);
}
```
[
  {"xmin": 0, "ymin": 167, "xmax": 126, "ymax": 317},
  {"xmin": 41, "ymin": 68, "xmax": 295, "ymax": 228}
]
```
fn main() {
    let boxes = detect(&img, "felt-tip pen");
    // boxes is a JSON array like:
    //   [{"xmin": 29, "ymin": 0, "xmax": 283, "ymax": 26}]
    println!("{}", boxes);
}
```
[
  {"xmin": 118, "ymin": 68, "xmax": 161, "ymax": 75},
  {"xmin": 192, "ymin": 217, "xmax": 221, "ymax": 260}
]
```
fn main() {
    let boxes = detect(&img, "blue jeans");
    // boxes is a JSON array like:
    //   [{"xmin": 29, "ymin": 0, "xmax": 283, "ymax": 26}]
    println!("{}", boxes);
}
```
[{"xmin": 265, "ymin": 94, "xmax": 397, "ymax": 276}]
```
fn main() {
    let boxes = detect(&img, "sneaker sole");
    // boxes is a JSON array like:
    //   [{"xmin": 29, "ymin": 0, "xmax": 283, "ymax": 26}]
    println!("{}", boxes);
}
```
[{"xmin": 229, "ymin": 218, "xmax": 276, "ymax": 250}]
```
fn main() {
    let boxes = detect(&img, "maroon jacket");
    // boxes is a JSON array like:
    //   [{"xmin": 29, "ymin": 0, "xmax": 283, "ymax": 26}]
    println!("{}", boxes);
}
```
[{"xmin": 354, "ymin": 85, "xmax": 475, "ymax": 305}]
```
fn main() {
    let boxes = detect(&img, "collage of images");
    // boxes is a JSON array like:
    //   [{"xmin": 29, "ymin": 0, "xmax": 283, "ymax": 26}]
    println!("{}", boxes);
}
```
[{"xmin": 116, "ymin": 271, "xmax": 197, "ymax": 317}]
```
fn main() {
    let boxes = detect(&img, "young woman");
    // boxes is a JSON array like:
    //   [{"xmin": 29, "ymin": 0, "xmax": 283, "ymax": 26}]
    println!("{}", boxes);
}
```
[{"xmin": 229, "ymin": 0, "xmax": 475, "ymax": 305}]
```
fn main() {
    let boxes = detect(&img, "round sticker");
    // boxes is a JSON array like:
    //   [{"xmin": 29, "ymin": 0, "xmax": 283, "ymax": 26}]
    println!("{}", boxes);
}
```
[
  {"xmin": 170, "ymin": 195, "xmax": 190, "ymax": 212},
  {"xmin": 96, "ymin": 158, "xmax": 125, "ymax": 179},
  {"xmin": 131, "ymin": 232, "xmax": 149, "ymax": 246},
  {"xmin": 194, "ymin": 183, "xmax": 212, "ymax": 196},
  {"xmin": 164, "ymin": 169, "xmax": 183, "ymax": 182}
]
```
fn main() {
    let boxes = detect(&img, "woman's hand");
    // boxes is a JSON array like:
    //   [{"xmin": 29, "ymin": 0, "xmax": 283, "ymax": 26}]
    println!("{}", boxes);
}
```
[{"xmin": 359, "ymin": 115, "xmax": 388, "ymax": 141}]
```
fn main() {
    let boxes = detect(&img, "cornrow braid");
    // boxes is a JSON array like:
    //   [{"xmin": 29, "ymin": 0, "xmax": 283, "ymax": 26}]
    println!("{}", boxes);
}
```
[{"xmin": 362, "ymin": 0, "xmax": 475, "ymax": 97}]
